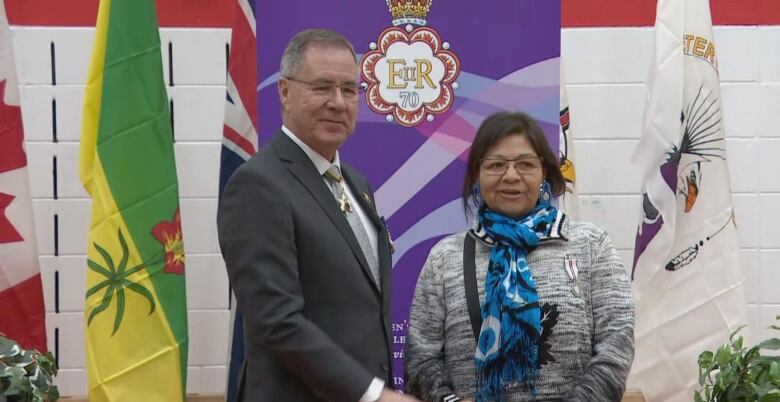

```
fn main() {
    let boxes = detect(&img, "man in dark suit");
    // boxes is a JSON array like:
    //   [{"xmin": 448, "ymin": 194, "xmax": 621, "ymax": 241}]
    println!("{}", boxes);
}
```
[{"xmin": 218, "ymin": 29, "xmax": 420, "ymax": 402}]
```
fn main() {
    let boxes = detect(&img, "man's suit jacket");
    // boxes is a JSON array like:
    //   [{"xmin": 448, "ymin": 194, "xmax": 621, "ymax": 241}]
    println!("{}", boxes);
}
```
[{"xmin": 218, "ymin": 131, "xmax": 393, "ymax": 402}]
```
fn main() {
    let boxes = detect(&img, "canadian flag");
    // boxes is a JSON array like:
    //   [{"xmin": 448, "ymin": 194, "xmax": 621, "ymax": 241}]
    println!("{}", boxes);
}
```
[{"xmin": 0, "ymin": 3, "xmax": 47, "ymax": 352}]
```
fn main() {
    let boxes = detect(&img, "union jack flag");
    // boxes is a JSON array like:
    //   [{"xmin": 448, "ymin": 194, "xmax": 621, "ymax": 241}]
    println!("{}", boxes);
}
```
[{"xmin": 220, "ymin": 0, "xmax": 256, "ymax": 400}]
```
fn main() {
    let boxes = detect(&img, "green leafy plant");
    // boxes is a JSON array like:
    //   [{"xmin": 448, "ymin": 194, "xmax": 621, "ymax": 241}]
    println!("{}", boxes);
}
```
[
  {"xmin": 695, "ymin": 315, "xmax": 780, "ymax": 402},
  {"xmin": 0, "ymin": 334, "xmax": 59, "ymax": 402}
]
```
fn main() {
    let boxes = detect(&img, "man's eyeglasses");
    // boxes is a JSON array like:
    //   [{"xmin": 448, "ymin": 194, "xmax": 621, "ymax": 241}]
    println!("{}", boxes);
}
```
[
  {"xmin": 284, "ymin": 76, "xmax": 363, "ymax": 101},
  {"xmin": 480, "ymin": 156, "xmax": 543, "ymax": 176}
]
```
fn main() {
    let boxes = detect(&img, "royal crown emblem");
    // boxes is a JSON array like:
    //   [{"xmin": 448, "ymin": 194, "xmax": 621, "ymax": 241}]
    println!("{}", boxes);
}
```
[
  {"xmin": 361, "ymin": 0, "xmax": 460, "ymax": 127},
  {"xmin": 387, "ymin": 0, "xmax": 432, "ymax": 26}
]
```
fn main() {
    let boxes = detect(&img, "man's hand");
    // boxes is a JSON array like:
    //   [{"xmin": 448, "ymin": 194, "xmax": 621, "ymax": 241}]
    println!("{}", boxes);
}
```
[{"xmin": 376, "ymin": 389, "xmax": 422, "ymax": 402}]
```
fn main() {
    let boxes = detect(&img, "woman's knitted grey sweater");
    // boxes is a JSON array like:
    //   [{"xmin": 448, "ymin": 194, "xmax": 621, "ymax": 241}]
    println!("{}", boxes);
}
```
[{"xmin": 405, "ymin": 219, "xmax": 634, "ymax": 402}]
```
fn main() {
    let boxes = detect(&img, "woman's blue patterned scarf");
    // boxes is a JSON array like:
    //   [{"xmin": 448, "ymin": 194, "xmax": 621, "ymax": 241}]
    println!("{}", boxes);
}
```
[{"xmin": 475, "ymin": 203, "xmax": 560, "ymax": 402}]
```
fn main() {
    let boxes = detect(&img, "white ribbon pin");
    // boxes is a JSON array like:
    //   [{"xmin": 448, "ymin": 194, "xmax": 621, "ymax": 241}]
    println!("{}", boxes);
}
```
[{"xmin": 564, "ymin": 253, "xmax": 580, "ymax": 296}]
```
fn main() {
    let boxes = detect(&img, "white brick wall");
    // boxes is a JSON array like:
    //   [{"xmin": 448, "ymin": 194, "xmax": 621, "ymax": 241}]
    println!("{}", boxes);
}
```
[{"xmin": 9, "ymin": 24, "xmax": 779, "ymax": 397}]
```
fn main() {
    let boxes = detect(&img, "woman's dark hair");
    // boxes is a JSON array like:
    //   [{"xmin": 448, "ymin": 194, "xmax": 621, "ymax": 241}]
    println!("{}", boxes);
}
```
[{"xmin": 462, "ymin": 111, "xmax": 566, "ymax": 216}]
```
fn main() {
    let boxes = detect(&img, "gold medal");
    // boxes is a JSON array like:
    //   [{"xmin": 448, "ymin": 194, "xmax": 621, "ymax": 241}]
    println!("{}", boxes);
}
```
[{"xmin": 338, "ymin": 193, "xmax": 352, "ymax": 214}]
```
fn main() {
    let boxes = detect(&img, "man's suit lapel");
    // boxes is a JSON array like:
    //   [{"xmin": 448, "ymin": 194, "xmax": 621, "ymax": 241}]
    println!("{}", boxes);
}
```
[{"xmin": 271, "ymin": 132, "xmax": 380, "ymax": 294}]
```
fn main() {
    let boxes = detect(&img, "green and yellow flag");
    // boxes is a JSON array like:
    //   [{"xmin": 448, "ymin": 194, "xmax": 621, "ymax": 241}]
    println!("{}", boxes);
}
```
[{"xmin": 79, "ymin": 0, "xmax": 187, "ymax": 400}]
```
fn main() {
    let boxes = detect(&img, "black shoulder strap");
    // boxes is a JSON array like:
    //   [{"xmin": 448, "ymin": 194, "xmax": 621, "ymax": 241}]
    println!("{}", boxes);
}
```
[{"xmin": 463, "ymin": 234, "xmax": 482, "ymax": 341}]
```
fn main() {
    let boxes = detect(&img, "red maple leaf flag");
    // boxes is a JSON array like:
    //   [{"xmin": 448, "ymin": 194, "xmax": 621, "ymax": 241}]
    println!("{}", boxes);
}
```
[{"xmin": 0, "ymin": 2, "xmax": 47, "ymax": 353}]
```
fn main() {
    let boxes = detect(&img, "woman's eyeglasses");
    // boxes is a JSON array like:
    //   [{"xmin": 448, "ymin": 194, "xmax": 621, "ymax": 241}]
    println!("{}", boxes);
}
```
[{"xmin": 479, "ymin": 156, "xmax": 543, "ymax": 176}]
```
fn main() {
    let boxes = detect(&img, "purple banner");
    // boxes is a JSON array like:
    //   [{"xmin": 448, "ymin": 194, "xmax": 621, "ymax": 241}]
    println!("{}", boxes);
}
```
[{"xmin": 258, "ymin": 1, "xmax": 560, "ymax": 389}]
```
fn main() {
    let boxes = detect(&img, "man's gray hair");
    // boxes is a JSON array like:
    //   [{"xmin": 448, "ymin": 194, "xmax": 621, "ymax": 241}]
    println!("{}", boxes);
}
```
[{"xmin": 279, "ymin": 29, "xmax": 358, "ymax": 77}]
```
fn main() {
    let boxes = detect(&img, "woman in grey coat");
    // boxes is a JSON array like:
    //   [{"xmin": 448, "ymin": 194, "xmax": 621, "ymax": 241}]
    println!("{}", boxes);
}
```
[{"xmin": 405, "ymin": 112, "xmax": 634, "ymax": 402}]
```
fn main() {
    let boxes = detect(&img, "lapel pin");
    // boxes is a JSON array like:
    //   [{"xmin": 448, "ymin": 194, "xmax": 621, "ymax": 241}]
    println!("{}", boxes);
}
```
[
  {"xmin": 564, "ymin": 253, "xmax": 580, "ymax": 296},
  {"xmin": 381, "ymin": 216, "xmax": 395, "ymax": 254},
  {"xmin": 362, "ymin": 192, "xmax": 371, "ymax": 204}
]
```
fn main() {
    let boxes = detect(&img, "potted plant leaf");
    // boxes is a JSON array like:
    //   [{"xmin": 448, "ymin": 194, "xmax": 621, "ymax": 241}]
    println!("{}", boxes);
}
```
[
  {"xmin": 0, "ymin": 334, "xmax": 59, "ymax": 402},
  {"xmin": 695, "ymin": 315, "xmax": 780, "ymax": 402}
]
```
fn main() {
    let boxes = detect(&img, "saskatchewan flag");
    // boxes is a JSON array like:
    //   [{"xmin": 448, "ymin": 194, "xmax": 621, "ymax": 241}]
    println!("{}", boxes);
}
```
[{"xmin": 79, "ymin": 0, "xmax": 188, "ymax": 400}]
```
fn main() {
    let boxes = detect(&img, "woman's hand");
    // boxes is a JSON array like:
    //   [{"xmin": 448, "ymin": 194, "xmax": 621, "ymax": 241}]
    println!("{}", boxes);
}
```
[{"xmin": 377, "ymin": 389, "xmax": 422, "ymax": 402}]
